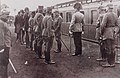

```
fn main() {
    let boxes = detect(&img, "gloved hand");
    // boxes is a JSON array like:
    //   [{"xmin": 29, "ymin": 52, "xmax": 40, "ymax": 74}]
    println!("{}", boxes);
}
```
[
  {"xmin": 82, "ymin": 31, "xmax": 84, "ymax": 34},
  {"xmin": 69, "ymin": 31, "xmax": 73, "ymax": 37}
]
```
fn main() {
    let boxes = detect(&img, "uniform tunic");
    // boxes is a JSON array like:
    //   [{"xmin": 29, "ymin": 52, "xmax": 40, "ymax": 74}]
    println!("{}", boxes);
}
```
[
  {"xmin": 101, "ymin": 12, "xmax": 118, "ymax": 40},
  {"xmin": 33, "ymin": 13, "xmax": 44, "ymax": 57},
  {"xmin": 69, "ymin": 11, "xmax": 84, "ymax": 33},
  {"xmin": 54, "ymin": 16, "xmax": 63, "ymax": 52}
]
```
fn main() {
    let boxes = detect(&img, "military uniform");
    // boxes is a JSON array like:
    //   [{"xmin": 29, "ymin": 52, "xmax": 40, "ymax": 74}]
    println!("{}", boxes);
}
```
[
  {"xmin": 53, "ymin": 13, "xmax": 63, "ymax": 52},
  {"xmin": 0, "ymin": 12, "xmax": 11, "ymax": 78},
  {"xmin": 29, "ymin": 12, "xmax": 35, "ymax": 51},
  {"xmin": 95, "ymin": 6, "xmax": 107, "ymax": 61},
  {"xmin": 23, "ymin": 9, "xmax": 30, "ymax": 48},
  {"xmin": 69, "ymin": 3, "xmax": 84, "ymax": 56},
  {"xmin": 34, "ymin": 13, "xmax": 44, "ymax": 58},
  {"xmin": 101, "ymin": 4, "xmax": 119, "ymax": 67},
  {"xmin": 42, "ymin": 7, "xmax": 55, "ymax": 64}
]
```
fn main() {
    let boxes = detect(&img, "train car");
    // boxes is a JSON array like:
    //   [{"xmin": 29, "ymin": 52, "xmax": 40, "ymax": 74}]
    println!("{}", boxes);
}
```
[{"xmin": 52, "ymin": 0, "xmax": 120, "ymax": 42}]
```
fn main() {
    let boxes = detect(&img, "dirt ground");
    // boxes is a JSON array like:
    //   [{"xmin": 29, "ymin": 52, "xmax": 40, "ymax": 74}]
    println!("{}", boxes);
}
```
[{"xmin": 8, "ymin": 25, "xmax": 120, "ymax": 78}]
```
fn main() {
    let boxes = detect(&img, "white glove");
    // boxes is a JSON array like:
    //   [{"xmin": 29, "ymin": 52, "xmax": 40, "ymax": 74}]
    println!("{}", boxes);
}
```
[
  {"xmin": 69, "ymin": 31, "xmax": 73, "ymax": 35},
  {"xmin": 82, "ymin": 32, "xmax": 84, "ymax": 34}
]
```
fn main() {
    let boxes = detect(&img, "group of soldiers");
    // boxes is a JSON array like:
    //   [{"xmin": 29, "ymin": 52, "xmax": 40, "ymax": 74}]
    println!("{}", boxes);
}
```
[
  {"xmin": 1, "ymin": 2, "xmax": 120, "ymax": 78},
  {"xmin": 95, "ymin": 4, "xmax": 120, "ymax": 67},
  {"xmin": 14, "ymin": 6, "xmax": 63, "ymax": 64},
  {"xmin": 14, "ymin": 2, "xmax": 120, "ymax": 67}
]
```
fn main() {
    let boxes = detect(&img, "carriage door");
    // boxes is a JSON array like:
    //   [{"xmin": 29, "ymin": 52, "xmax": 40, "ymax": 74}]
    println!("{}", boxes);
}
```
[{"xmin": 91, "ymin": 10, "xmax": 98, "ymax": 24}]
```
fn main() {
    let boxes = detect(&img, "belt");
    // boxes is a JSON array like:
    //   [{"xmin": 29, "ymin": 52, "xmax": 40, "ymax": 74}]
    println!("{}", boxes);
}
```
[{"xmin": 106, "ymin": 26, "xmax": 115, "ymax": 28}]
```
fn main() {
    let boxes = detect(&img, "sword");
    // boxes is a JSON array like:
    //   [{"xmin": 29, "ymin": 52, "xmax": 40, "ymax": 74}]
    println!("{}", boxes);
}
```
[{"xmin": 60, "ymin": 38, "xmax": 69, "ymax": 52}]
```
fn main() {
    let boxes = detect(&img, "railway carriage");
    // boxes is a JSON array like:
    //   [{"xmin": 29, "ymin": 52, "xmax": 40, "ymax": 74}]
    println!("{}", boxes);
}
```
[{"xmin": 52, "ymin": 0, "xmax": 120, "ymax": 41}]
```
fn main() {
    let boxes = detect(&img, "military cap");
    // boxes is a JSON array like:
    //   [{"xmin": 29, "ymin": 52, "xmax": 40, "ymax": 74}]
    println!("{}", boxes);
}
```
[
  {"xmin": 24, "ymin": 7, "xmax": 29, "ymax": 11},
  {"xmin": 0, "ymin": 10, "xmax": 10, "ymax": 21},
  {"xmin": 46, "ymin": 7, "xmax": 52, "ymax": 13},
  {"xmin": 98, "ymin": 5, "xmax": 104, "ymax": 9},
  {"xmin": 38, "ymin": 6, "xmax": 44, "ymax": 10},
  {"xmin": 53, "ymin": 9, "xmax": 59, "ymax": 13},
  {"xmin": 0, "ymin": 10, "xmax": 10, "ymax": 16},
  {"xmin": 20, "ymin": 9, "xmax": 24, "ymax": 13},
  {"xmin": 106, "ymin": 4, "xmax": 114, "ymax": 9},
  {"xmin": 73, "ymin": 2, "xmax": 82, "ymax": 9}
]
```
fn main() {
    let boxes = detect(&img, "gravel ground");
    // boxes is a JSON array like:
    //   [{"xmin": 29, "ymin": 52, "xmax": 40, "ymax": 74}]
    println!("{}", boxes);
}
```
[{"xmin": 8, "ymin": 25, "xmax": 120, "ymax": 78}]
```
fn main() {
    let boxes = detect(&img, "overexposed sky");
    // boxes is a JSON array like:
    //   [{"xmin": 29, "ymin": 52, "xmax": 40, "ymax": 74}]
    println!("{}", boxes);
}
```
[{"xmin": 1, "ymin": 0, "xmax": 73, "ymax": 15}]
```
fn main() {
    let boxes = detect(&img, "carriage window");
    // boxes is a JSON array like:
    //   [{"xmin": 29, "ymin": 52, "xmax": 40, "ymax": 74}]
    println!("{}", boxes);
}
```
[
  {"xmin": 60, "ymin": 13, "xmax": 63, "ymax": 18},
  {"xmin": 66, "ymin": 12, "xmax": 72, "ymax": 22},
  {"xmin": 91, "ymin": 10, "xmax": 98, "ymax": 24},
  {"xmin": 80, "ymin": 11, "xmax": 84, "ymax": 15}
]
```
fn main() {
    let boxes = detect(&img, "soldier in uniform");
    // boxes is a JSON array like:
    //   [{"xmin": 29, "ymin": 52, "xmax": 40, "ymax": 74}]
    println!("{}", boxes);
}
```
[
  {"xmin": 101, "ymin": 4, "xmax": 119, "ymax": 67},
  {"xmin": 69, "ymin": 2, "xmax": 84, "ymax": 56},
  {"xmin": 96, "ymin": 6, "xmax": 107, "ymax": 61},
  {"xmin": 34, "ymin": 9, "xmax": 45, "ymax": 59},
  {"xmin": 29, "ymin": 11, "xmax": 35, "ymax": 51},
  {"xmin": 0, "ymin": 11, "xmax": 11, "ymax": 78},
  {"xmin": 23, "ymin": 7, "xmax": 30, "ymax": 48},
  {"xmin": 53, "ymin": 10, "xmax": 63, "ymax": 53},
  {"xmin": 42, "ymin": 7, "xmax": 55, "ymax": 64}
]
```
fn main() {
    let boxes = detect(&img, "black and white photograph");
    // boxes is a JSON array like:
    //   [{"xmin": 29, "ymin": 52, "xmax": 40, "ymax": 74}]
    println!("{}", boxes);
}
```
[{"xmin": 0, "ymin": 0, "xmax": 120, "ymax": 78}]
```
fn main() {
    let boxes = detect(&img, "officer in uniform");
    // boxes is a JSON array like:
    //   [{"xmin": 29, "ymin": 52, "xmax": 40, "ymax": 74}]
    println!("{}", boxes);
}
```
[
  {"xmin": 34, "ymin": 9, "xmax": 45, "ymax": 59},
  {"xmin": 69, "ymin": 2, "xmax": 84, "ymax": 56},
  {"xmin": 42, "ymin": 7, "xmax": 55, "ymax": 64},
  {"xmin": 0, "ymin": 11, "xmax": 11, "ymax": 78},
  {"xmin": 53, "ymin": 10, "xmax": 63, "ymax": 53},
  {"xmin": 101, "ymin": 4, "xmax": 119, "ymax": 67},
  {"xmin": 96, "ymin": 6, "xmax": 107, "ymax": 61}
]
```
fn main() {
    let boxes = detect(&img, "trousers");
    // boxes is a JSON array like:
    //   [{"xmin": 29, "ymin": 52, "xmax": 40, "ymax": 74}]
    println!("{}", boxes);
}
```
[
  {"xmin": 44, "ymin": 36, "xmax": 54, "ymax": 62},
  {"xmin": 73, "ymin": 32, "xmax": 82, "ymax": 55},
  {"xmin": 55, "ymin": 34, "xmax": 62, "ymax": 52},
  {"xmin": 102, "ymin": 39, "xmax": 116, "ymax": 65},
  {"xmin": 0, "ymin": 47, "xmax": 10, "ymax": 78}
]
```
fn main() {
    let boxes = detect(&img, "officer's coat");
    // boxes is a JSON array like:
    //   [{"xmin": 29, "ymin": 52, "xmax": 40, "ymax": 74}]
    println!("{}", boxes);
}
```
[
  {"xmin": 53, "ymin": 16, "xmax": 63, "ymax": 36},
  {"xmin": 42, "ymin": 15, "xmax": 54, "ymax": 37},
  {"xmin": 69, "ymin": 11, "xmax": 84, "ymax": 32},
  {"xmin": 0, "ymin": 20, "xmax": 11, "ymax": 48},
  {"xmin": 101, "ymin": 12, "xmax": 118, "ymax": 40}
]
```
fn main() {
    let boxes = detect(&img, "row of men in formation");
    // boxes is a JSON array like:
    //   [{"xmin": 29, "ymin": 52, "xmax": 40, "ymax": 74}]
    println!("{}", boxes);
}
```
[
  {"xmin": 14, "ymin": 2, "xmax": 120, "ymax": 68},
  {"xmin": 1, "ymin": 2, "xmax": 120, "ymax": 78},
  {"xmin": 14, "ymin": 6, "xmax": 63, "ymax": 64},
  {"xmin": 95, "ymin": 4, "xmax": 120, "ymax": 67},
  {"xmin": 14, "ymin": 2, "xmax": 85, "ymax": 65}
]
